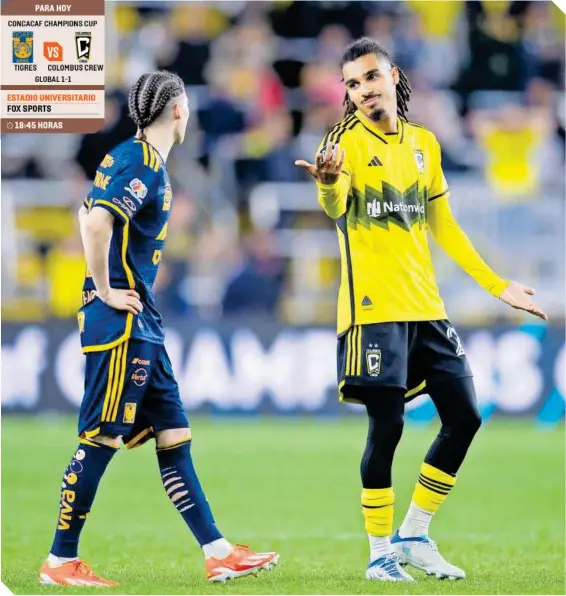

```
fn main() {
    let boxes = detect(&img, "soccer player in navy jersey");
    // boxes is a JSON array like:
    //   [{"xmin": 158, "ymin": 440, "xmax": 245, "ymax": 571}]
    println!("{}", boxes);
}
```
[{"xmin": 40, "ymin": 71, "xmax": 279, "ymax": 587}]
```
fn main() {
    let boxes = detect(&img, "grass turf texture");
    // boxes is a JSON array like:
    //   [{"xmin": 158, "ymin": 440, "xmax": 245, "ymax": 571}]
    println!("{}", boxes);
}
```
[{"xmin": 2, "ymin": 417, "xmax": 564, "ymax": 595}]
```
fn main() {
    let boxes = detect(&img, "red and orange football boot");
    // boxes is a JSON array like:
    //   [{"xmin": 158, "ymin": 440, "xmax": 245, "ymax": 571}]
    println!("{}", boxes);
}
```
[
  {"xmin": 39, "ymin": 559, "xmax": 119, "ymax": 587},
  {"xmin": 206, "ymin": 544, "xmax": 279, "ymax": 583}
]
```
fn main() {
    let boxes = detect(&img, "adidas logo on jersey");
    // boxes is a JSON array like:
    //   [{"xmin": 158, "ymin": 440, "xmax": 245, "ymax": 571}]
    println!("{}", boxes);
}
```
[{"xmin": 367, "ymin": 156, "xmax": 382, "ymax": 167}]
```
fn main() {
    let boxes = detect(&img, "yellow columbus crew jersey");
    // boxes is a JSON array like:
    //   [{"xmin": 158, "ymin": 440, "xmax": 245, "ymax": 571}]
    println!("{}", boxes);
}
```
[{"xmin": 316, "ymin": 111, "xmax": 507, "ymax": 336}]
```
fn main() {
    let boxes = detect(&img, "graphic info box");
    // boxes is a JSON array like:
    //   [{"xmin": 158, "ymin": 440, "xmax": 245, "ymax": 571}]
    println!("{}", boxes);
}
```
[{"xmin": 1, "ymin": 0, "xmax": 105, "ymax": 133}]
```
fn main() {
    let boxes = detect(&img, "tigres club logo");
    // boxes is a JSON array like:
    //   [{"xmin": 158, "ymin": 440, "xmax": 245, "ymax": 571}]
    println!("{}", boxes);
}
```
[
  {"xmin": 163, "ymin": 185, "xmax": 172, "ymax": 211},
  {"xmin": 131, "ymin": 368, "xmax": 148, "ymax": 387},
  {"xmin": 123, "ymin": 402, "xmax": 137, "ymax": 424},
  {"xmin": 13, "ymin": 31, "xmax": 33, "ymax": 63},
  {"xmin": 77, "ymin": 312, "xmax": 85, "ymax": 333}
]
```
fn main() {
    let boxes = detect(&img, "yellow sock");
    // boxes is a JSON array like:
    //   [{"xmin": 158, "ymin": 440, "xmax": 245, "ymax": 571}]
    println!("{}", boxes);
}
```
[
  {"xmin": 361, "ymin": 487, "xmax": 394, "ymax": 536},
  {"xmin": 412, "ymin": 462, "xmax": 456, "ymax": 513}
]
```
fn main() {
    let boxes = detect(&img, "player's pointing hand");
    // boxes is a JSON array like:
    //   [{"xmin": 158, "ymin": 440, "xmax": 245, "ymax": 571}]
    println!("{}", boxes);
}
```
[
  {"xmin": 96, "ymin": 288, "xmax": 143, "ymax": 315},
  {"xmin": 295, "ymin": 142, "xmax": 345, "ymax": 185},
  {"xmin": 498, "ymin": 280, "xmax": 548, "ymax": 321}
]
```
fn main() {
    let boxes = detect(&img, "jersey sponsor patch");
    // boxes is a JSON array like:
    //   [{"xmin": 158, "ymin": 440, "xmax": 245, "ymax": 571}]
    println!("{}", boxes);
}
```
[
  {"xmin": 125, "ymin": 178, "xmax": 148, "ymax": 202},
  {"xmin": 112, "ymin": 197, "xmax": 133, "ymax": 218},
  {"xmin": 366, "ymin": 348, "xmax": 381, "ymax": 377}
]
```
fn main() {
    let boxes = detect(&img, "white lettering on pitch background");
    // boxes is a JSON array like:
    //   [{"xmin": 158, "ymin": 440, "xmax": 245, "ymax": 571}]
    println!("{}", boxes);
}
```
[
  {"xmin": 55, "ymin": 333, "xmax": 84, "ymax": 407},
  {"xmin": 1, "ymin": 327, "xmax": 48, "ymax": 408}
]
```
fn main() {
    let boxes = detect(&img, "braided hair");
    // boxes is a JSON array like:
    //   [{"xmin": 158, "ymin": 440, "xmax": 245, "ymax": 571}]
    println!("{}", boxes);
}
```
[
  {"xmin": 128, "ymin": 70, "xmax": 186, "ymax": 140},
  {"xmin": 340, "ymin": 37, "xmax": 411, "ymax": 121}
]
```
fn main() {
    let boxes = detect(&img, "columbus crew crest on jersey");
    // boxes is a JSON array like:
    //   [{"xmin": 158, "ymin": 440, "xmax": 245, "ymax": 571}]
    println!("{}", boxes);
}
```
[{"xmin": 414, "ymin": 150, "xmax": 425, "ymax": 174}]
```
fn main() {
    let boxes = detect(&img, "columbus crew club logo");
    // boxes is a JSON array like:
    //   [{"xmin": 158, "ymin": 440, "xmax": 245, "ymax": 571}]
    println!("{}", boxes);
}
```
[{"xmin": 75, "ymin": 32, "xmax": 92, "ymax": 62}]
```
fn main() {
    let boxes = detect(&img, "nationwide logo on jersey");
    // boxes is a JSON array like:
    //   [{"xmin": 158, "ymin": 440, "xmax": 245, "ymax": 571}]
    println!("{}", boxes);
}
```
[
  {"xmin": 366, "ymin": 349, "xmax": 381, "ymax": 377},
  {"xmin": 13, "ymin": 32, "xmax": 34, "ymax": 63},
  {"xmin": 348, "ymin": 182, "xmax": 427, "ymax": 233},
  {"xmin": 75, "ymin": 32, "xmax": 92, "ymax": 62}
]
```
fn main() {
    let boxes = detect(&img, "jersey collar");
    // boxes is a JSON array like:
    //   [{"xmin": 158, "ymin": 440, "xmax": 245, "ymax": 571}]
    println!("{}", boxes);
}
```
[{"xmin": 354, "ymin": 111, "xmax": 405, "ymax": 145}]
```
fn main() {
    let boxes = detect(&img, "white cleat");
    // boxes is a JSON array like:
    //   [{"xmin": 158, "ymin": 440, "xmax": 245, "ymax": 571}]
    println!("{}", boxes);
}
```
[
  {"xmin": 366, "ymin": 553, "xmax": 415, "ymax": 582},
  {"xmin": 391, "ymin": 532, "xmax": 466, "ymax": 579}
]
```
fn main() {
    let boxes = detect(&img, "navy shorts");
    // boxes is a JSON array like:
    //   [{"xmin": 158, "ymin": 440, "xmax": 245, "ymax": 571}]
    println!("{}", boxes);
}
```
[
  {"xmin": 337, "ymin": 320, "xmax": 473, "ymax": 404},
  {"xmin": 78, "ymin": 340, "xmax": 189, "ymax": 448}
]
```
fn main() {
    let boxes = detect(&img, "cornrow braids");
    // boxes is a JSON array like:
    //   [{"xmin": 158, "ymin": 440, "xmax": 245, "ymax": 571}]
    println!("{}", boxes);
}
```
[
  {"xmin": 340, "ymin": 37, "xmax": 412, "ymax": 121},
  {"xmin": 128, "ymin": 70, "xmax": 186, "ymax": 139}
]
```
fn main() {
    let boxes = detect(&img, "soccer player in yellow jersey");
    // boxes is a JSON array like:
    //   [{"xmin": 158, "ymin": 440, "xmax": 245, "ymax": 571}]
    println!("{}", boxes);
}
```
[{"xmin": 296, "ymin": 38, "xmax": 548, "ymax": 582}]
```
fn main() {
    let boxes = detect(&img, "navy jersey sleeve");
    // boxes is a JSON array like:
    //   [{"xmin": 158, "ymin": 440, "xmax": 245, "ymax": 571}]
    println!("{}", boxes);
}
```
[{"xmin": 89, "ymin": 140, "xmax": 161, "ymax": 225}]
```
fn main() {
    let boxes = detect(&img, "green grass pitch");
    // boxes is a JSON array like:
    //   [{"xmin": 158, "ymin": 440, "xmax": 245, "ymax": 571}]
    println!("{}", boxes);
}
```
[{"xmin": 2, "ymin": 416, "xmax": 564, "ymax": 594}]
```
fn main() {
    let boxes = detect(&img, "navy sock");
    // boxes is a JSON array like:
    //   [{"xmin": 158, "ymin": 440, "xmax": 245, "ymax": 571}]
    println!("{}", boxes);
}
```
[
  {"xmin": 50, "ymin": 440, "xmax": 118, "ymax": 558},
  {"xmin": 156, "ymin": 440, "xmax": 223, "ymax": 546}
]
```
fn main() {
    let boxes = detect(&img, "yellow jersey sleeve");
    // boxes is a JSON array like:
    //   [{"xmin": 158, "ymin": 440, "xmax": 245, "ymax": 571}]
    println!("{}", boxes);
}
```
[
  {"xmin": 315, "ymin": 129, "xmax": 353, "ymax": 220},
  {"xmin": 429, "ymin": 136, "xmax": 450, "ymax": 202},
  {"xmin": 428, "ymin": 195, "xmax": 509, "ymax": 297}
]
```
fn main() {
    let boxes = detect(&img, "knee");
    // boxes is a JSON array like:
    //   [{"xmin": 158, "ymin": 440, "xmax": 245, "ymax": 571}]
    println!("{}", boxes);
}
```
[
  {"xmin": 90, "ymin": 433, "xmax": 121, "ymax": 449},
  {"xmin": 155, "ymin": 427, "xmax": 192, "ymax": 449},
  {"xmin": 442, "ymin": 408, "xmax": 482, "ymax": 440},
  {"xmin": 369, "ymin": 414, "xmax": 404, "ymax": 448}
]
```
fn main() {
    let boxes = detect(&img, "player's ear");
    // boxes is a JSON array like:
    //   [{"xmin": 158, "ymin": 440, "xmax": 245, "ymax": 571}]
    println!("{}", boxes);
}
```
[
  {"xmin": 172, "ymin": 103, "xmax": 181, "ymax": 121},
  {"xmin": 391, "ymin": 65, "xmax": 399, "ymax": 86}
]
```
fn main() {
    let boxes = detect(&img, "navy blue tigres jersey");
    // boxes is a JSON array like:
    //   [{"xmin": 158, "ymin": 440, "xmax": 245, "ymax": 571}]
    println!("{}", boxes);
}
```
[{"xmin": 79, "ymin": 137, "xmax": 173, "ymax": 353}]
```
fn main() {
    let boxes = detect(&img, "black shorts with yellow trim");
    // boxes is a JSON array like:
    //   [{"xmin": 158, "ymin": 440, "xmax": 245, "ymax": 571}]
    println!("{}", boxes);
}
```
[
  {"xmin": 79, "ymin": 340, "xmax": 189, "ymax": 448},
  {"xmin": 337, "ymin": 320, "xmax": 473, "ymax": 404}
]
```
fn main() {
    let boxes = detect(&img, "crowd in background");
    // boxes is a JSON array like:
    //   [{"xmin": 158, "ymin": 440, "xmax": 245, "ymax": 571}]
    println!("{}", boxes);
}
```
[{"xmin": 1, "ymin": 0, "xmax": 565, "ymax": 324}]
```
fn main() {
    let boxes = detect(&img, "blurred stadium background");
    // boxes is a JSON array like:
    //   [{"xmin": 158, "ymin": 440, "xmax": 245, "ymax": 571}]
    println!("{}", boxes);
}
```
[
  {"xmin": 2, "ymin": 0, "xmax": 564, "ymax": 423},
  {"xmin": 2, "ymin": 2, "xmax": 565, "ymax": 593}
]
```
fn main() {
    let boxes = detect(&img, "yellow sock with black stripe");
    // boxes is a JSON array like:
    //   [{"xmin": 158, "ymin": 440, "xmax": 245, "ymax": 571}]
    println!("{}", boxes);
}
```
[
  {"xmin": 362, "ymin": 487, "xmax": 394, "ymax": 536},
  {"xmin": 399, "ymin": 463, "xmax": 457, "ymax": 537},
  {"xmin": 413, "ymin": 462, "xmax": 456, "ymax": 511}
]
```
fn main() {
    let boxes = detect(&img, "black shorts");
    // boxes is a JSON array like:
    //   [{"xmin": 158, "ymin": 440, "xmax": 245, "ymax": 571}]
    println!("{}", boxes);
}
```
[{"xmin": 337, "ymin": 320, "xmax": 473, "ymax": 404}]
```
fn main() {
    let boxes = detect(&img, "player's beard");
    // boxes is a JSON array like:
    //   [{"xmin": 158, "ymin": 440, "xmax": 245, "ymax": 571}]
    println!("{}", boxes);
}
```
[{"xmin": 369, "ymin": 107, "xmax": 387, "ymax": 122}]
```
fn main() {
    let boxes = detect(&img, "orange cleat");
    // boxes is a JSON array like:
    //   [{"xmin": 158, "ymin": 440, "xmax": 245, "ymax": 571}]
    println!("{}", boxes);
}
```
[
  {"xmin": 206, "ymin": 544, "xmax": 279, "ymax": 583},
  {"xmin": 39, "ymin": 559, "xmax": 119, "ymax": 587}
]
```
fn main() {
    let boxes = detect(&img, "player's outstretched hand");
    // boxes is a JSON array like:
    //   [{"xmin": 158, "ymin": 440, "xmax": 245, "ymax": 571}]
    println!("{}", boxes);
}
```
[
  {"xmin": 97, "ymin": 288, "xmax": 143, "ymax": 315},
  {"xmin": 295, "ymin": 142, "xmax": 345, "ymax": 185},
  {"xmin": 499, "ymin": 281, "xmax": 548, "ymax": 321}
]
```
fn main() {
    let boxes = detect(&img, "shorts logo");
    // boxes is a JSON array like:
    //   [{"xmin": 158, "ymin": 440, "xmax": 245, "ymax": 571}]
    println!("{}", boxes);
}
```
[
  {"xmin": 131, "ymin": 367, "xmax": 148, "ymax": 387},
  {"xmin": 447, "ymin": 326, "xmax": 465, "ymax": 356},
  {"xmin": 77, "ymin": 312, "xmax": 85, "ymax": 334},
  {"xmin": 125, "ymin": 178, "xmax": 147, "ymax": 202},
  {"xmin": 74, "ymin": 449, "xmax": 86, "ymax": 461},
  {"xmin": 414, "ymin": 150, "xmax": 425, "ymax": 174},
  {"xmin": 123, "ymin": 402, "xmax": 137, "ymax": 424},
  {"xmin": 132, "ymin": 357, "xmax": 150, "ymax": 365},
  {"xmin": 13, "ymin": 31, "xmax": 33, "ymax": 63},
  {"xmin": 366, "ymin": 349, "xmax": 381, "ymax": 377}
]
